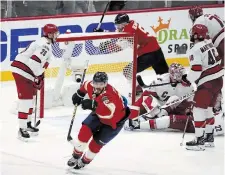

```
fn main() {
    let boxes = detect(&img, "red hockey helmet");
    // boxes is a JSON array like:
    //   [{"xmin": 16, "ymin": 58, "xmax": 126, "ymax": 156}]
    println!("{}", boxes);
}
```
[
  {"xmin": 188, "ymin": 6, "xmax": 203, "ymax": 22},
  {"xmin": 169, "ymin": 63, "xmax": 186, "ymax": 82},
  {"xmin": 43, "ymin": 24, "xmax": 59, "ymax": 42},
  {"xmin": 190, "ymin": 24, "xmax": 208, "ymax": 42}
]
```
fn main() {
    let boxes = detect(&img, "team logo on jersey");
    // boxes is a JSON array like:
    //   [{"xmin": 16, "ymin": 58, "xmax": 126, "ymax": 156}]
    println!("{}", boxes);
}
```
[{"xmin": 102, "ymin": 96, "xmax": 109, "ymax": 104}]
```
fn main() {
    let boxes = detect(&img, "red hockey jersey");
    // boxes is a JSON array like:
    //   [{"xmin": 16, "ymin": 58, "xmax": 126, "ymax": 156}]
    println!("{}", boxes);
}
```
[
  {"xmin": 80, "ymin": 81, "xmax": 126, "ymax": 129},
  {"xmin": 123, "ymin": 20, "xmax": 160, "ymax": 56}
]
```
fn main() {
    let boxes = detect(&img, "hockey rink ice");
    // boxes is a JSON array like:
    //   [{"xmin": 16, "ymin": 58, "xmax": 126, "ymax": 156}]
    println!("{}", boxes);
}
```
[{"xmin": 0, "ymin": 70, "xmax": 224, "ymax": 175}]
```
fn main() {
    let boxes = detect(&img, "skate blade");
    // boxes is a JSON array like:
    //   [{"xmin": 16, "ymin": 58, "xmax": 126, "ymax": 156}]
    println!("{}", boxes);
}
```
[
  {"xmin": 205, "ymin": 142, "xmax": 215, "ymax": 147},
  {"xmin": 186, "ymin": 145, "xmax": 205, "ymax": 151},
  {"xmin": 17, "ymin": 135, "xmax": 29, "ymax": 142},
  {"xmin": 28, "ymin": 132, "xmax": 39, "ymax": 137}
]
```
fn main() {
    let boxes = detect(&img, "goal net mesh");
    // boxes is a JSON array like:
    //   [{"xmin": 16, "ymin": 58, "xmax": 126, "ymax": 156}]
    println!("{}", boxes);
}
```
[
  {"xmin": 47, "ymin": 32, "xmax": 136, "ymax": 79},
  {"xmin": 39, "ymin": 32, "xmax": 137, "ymax": 117}
]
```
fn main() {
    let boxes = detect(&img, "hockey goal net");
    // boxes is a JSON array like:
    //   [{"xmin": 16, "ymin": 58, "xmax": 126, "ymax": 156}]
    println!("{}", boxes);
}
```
[{"xmin": 39, "ymin": 32, "xmax": 138, "ymax": 118}]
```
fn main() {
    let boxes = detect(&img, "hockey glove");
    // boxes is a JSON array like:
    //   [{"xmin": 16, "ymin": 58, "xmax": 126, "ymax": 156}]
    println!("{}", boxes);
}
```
[
  {"xmin": 33, "ymin": 74, "xmax": 44, "ymax": 90},
  {"xmin": 93, "ymin": 28, "xmax": 104, "ymax": 32},
  {"xmin": 72, "ymin": 89, "xmax": 86, "ymax": 106},
  {"xmin": 181, "ymin": 74, "xmax": 191, "ymax": 87},
  {"xmin": 81, "ymin": 99, "xmax": 98, "ymax": 111}
]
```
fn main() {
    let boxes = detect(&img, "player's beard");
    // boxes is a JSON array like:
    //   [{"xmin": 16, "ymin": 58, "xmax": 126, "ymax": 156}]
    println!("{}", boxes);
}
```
[{"xmin": 93, "ymin": 87, "xmax": 105, "ymax": 95}]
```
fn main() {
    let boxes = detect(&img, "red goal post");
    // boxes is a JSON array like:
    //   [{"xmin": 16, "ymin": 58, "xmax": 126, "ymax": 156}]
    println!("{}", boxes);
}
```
[{"xmin": 39, "ymin": 32, "xmax": 138, "ymax": 118}]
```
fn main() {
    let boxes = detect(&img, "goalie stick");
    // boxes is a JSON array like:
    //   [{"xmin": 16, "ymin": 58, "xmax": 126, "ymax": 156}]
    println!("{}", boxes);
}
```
[
  {"xmin": 67, "ymin": 60, "xmax": 89, "ymax": 145},
  {"xmin": 137, "ymin": 75, "xmax": 174, "ymax": 88},
  {"xmin": 139, "ymin": 91, "xmax": 195, "ymax": 119}
]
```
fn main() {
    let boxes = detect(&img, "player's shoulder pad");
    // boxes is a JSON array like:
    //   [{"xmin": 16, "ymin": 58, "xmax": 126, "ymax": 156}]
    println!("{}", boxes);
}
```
[{"xmin": 37, "ymin": 37, "xmax": 51, "ymax": 51}]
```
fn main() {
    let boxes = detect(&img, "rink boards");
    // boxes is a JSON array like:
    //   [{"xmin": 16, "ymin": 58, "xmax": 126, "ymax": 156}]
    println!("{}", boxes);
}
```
[{"xmin": 0, "ymin": 4, "xmax": 224, "ymax": 81}]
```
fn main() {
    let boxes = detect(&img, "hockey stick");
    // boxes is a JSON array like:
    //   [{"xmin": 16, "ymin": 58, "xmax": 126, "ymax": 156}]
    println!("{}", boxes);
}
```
[
  {"xmin": 180, "ymin": 114, "xmax": 191, "ymax": 146},
  {"xmin": 96, "ymin": 0, "xmax": 111, "ymax": 30},
  {"xmin": 67, "ymin": 60, "xmax": 89, "ymax": 144},
  {"xmin": 137, "ymin": 75, "xmax": 175, "ymax": 88},
  {"xmin": 139, "ymin": 91, "xmax": 195, "ymax": 119},
  {"xmin": 34, "ymin": 90, "xmax": 38, "ymax": 126}
]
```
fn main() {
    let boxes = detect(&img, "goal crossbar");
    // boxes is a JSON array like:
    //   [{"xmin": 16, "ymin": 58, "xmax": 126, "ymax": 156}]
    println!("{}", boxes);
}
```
[{"xmin": 57, "ymin": 32, "xmax": 135, "ymax": 42}]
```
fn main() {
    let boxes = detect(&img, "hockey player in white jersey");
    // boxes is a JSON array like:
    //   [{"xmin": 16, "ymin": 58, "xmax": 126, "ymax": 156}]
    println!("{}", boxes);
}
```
[
  {"xmin": 189, "ymin": 6, "xmax": 224, "ymax": 68},
  {"xmin": 11, "ymin": 24, "xmax": 59, "ymax": 141},
  {"xmin": 125, "ymin": 63, "xmax": 194, "ymax": 128},
  {"xmin": 184, "ymin": 24, "xmax": 223, "ymax": 151}
]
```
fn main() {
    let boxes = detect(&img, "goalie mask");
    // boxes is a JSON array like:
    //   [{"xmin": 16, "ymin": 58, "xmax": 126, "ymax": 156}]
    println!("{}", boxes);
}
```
[
  {"xmin": 169, "ymin": 63, "xmax": 186, "ymax": 83},
  {"xmin": 93, "ymin": 72, "xmax": 108, "ymax": 94}
]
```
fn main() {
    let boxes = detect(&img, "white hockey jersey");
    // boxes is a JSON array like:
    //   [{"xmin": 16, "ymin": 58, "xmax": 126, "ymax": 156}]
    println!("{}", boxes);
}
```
[
  {"xmin": 194, "ymin": 14, "xmax": 224, "ymax": 47},
  {"xmin": 11, "ymin": 37, "xmax": 52, "ymax": 81},
  {"xmin": 187, "ymin": 39, "xmax": 223, "ymax": 86},
  {"xmin": 146, "ymin": 73, "xmax": 194, "ymax": 104}
]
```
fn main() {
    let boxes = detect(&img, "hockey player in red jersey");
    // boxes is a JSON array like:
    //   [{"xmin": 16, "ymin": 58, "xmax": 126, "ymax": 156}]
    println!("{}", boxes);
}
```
[
  {"xmin": 11, "ymin": 24, "xmax": 59, "ymax": 141},
  {"xmin": 189, "ymin": 6, "xmax": 224, "ymax": 68},
  {"xmin": 67, "ymin": 72, "xmax": 130, "ymax": 169},
  {"xmin": 184, "ymin": 24, "xmax": 223, "ymax": 151},
  {"xmin": 94, "ymin": 13, "xmax": 169, "ymax": 96},
  {"xmin": 114, "ymin": 13, "xmax": 169, "ymax": 75}
]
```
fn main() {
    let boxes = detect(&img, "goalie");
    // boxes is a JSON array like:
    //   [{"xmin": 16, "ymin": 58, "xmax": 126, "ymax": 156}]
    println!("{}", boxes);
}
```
[{"xmin": 125, "ymin": 63, "xmax": 224, "ymax": 136}]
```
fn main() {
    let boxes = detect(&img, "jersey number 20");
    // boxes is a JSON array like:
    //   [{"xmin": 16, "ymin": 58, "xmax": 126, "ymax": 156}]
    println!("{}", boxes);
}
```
[{"xmin": 40, "ymin": 49, "xmax": 47, "ymax": 56}]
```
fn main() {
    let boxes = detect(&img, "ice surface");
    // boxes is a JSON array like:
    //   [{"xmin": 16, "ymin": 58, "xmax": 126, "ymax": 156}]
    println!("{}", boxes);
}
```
[{"xmin": 0, "ymin": 70, "xmax": 224, "ymax": 175}]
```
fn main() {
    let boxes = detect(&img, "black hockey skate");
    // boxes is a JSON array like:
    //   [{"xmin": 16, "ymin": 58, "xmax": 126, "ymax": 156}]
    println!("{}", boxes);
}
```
[
  {"xmin": 73, "ymin": 158, "xmax": 88, "ymax": 170},
  {"xmin": 67, "ymin": 153, "xmax": 81, "ymax": 167},
  {"xmin": 186, "ymin": 135, "xmax": 205, "ymax": 151},
  {"xmin": 205, "ymin": 131, "xmax": 215, "ymax": 148},
  {"xmin": 27, "ymin": 121, "xmax": 39, "ymax": 136},
  {"xmin": 18, "ymin": 128, "xmax": 30, "ymax": 141}
]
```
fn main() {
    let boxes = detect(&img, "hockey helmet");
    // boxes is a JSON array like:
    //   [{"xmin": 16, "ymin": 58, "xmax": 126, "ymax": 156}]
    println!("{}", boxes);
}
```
[
  {"xmin": 169, "ymin": 63, "xmax": 186, "ymax": 82},
  {"xmin": 93, "ymin": 72, "xmax": 108, "ymax": 94},
  {"xmin": 188, "ymin": 6, "xmax": 203, "ymax": 23},
  {"xmin": 93, "ymin": 72, "xmax": 108, "ymax": 83},
  {"xmin": 115, "ymin": 13, "xmax": 129, "ymax": 24},
  {"xmin": 190, "ymin": 24, "xmax": 208, "ymax": 42},
  {"xmin": 43, "ymin": 24, "xmax": 59, "ymax": 42}
]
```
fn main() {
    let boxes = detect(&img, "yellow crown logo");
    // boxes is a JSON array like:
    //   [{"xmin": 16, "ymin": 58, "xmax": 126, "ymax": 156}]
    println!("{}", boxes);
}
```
[{"xmin": 151, "ymin": 17, "xmax": 171, "ymax": 33}]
